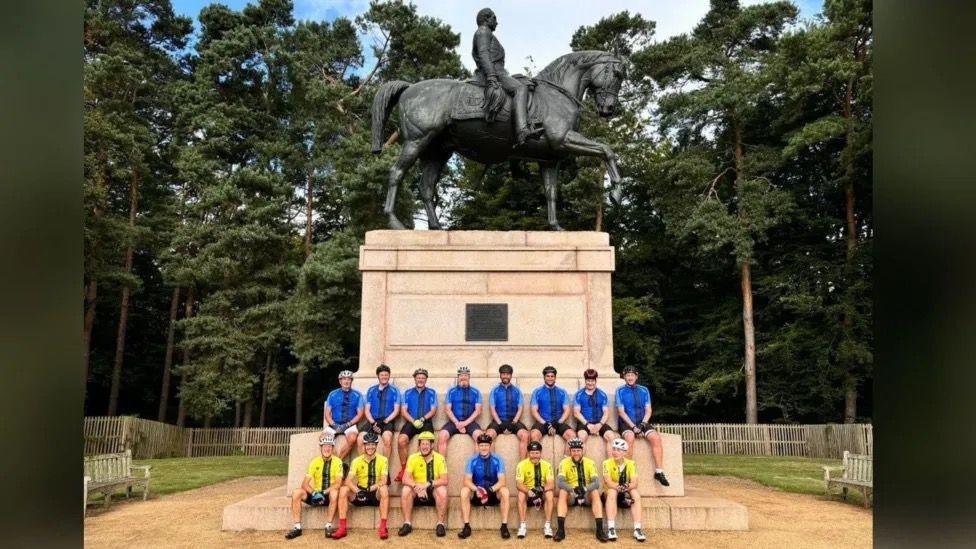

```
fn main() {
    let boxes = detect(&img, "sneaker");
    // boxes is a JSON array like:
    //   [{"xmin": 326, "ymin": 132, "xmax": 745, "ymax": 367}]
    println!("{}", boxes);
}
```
[
  {"xmin": 378, "ymin": 525, "xmax": 389, "ymax": 539},
  {"xmin": 324, "ymin": 524, "xmax": 334, "ymax": 538},
  {"xmin": 517, "ymin": 524, "xmax": 527, "ymax": 538},
  {"xmin": 633, "ymin": 527, "xmax": 647, "ymax": 542},
  {"xmin": 607, "ymin": 526, "xmax": 617, "ymax": 541},
  {"xmin": 654, "ymin": 472, "xmax": 670, "ymax": 486},
  {"xmin": 500, "ymin": 524, "xmax": 510, "ymax": 539},
  {"xmin": 596, "ymin": 526, "xmax": 608, "ymax": 543},
  {"xmin": 553, "ymin": 528, "xmax": 565, "ymax": 542},
  {"xmin": 543, "ymin": 523, "xmax": 554, "ymax": 538},
  {"xmin": 394, "ymin": 469, "xmax": 405, "ymax": 483},
  {"xmin": 332, "ymin": 526, "xmax": 348, "ymax": 540},
  {"xmin": 457, "ymin": 524, "xmax": 471, "ymax": 539},
  {"xmin": 437, "ymin": 523, "xmax": 447, "ymax": 537},
  {"xmin": 397, "ymin": 523, "xmax": 412, "ymax": 537},
  {"xmin": 285, "ymin": 527, "xmax": 303, "ymax": 539}
]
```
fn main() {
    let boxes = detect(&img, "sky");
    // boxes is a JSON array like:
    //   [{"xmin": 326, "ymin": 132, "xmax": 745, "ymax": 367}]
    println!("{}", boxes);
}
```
[{"xmin": 171, "ymin": 0, "xmax": 825, "ymax": 74}]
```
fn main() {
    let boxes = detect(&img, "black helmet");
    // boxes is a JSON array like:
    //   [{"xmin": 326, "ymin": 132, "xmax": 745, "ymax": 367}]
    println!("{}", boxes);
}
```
[
  {"xmin": 527, "ymin": 441, "xmax": 542, "ymax": 452},
  {"xmin": 498, "ymin": 364, "xmax": 514, "ymax": 374},
  {"xmin": 476, "ymin": 433, "xmax": 493, "ymax": 445},
  {"xmin": 621, "ymin": 365, "xmax": 639, "ymax": 377},
  {"xmin": 362, "ymin": 431, "xmax": 380, "ymax": 445},
  {"xmin": 583, "ymin": 368, "xmax": 598, "ymax": 380},
  {"xmin": 542, "ymin": 365, "xmax": 557, "ymax": 376},
  {"xmin": 568, "ymin": 438, "xmax": 584, "ymax": 450},
  {"xmin": 413, "ymin": 368, "xmax": 429, "ymax": 378},
  {"xmin": 376, "ymin": 364, "xmax": 391, "ymax": 375}
]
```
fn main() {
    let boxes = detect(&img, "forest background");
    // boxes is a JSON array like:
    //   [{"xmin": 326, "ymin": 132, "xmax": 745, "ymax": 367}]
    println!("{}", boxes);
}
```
[{"xmin": 83, "ymin": 0, "xmax": 872, "ymax": 428}]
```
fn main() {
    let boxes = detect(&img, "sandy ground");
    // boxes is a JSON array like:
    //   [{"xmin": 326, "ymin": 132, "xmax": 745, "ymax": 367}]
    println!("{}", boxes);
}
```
[{"xmin": 84, "ymin": 475, "xmax": 871, "ymax": 548}]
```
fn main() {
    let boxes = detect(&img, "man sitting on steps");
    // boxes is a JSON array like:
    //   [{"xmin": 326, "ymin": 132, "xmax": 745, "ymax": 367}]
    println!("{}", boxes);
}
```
[
  {"xmin": 515, "ymin": 440, "xmax": 555, "ymax": 539},
  {"xmin": 284, "ymin": 433, "xmax": 344, "ymax": 540},
  {"xmin": 486, "ymin": 363, "xmax": 530, "ymax": 459},
  {"xmin": 398, "ymin": 431, "xmax": 450, "ymax": 538},
  {"xmin": 458, "ymin": 433, "xmax": 511, "ymax": 539},
  {"xmin": 396, "ymin": 368, "xmax": 438, "ymax": 482},
  {"xmin": 601, "ymin": 438, "xmax": 647, "ymax": 542},
  {"xmin": 573, "ymin": 368, "xmax": 616, "ymax": 457},
  {"xmin": 323, "ymin": 370, "xmax": 365, "ymax": 462},
  {"xmin": 332, "ymin": 432, "xmax": 390, "ymax": 540},
  {"xmin": 615, "ymin": 365, "xmax": 669, "ymax": 486},
  {"xmin": 554, "ymin": 437, "xmax": 608, "ymax": 543},
  {"xmin": 361, "ymin": 364, "xmax": 401, "ymax": 464},
  {"xmin": 439, "ymin": 365, "xmax": 484, "ymax": 458},
  {"xmin": 530, "ymin": 366, "xmax": 575, "ymax": 455}
]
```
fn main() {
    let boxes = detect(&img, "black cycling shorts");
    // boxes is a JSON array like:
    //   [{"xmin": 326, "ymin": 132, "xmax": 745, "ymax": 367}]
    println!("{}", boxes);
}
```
[
  {"xmin": 576, "ymin": 422, "xmax": 614, "ymax": 437},
  {"xmin": 600, "ymin": 491, "xmax": 633, "ymax": 509},
  {"xmin": 565, "ymin": 489, "xmax": 592, "ymax": 507},
  {"xmin": 470, "ymin": 490, "xmax": 501, "ymax": 507},
  {"xmin": 400, "ymin": 419, "xmax": 435, "ymax": 438},
  {"xmin": 441, "ymin": 421, "xmax": 483, "ymax": 437},
  {"xmin": 618, "ymin": 421, "xmax": 656, "ymax": 435},
  {"xmin": 532, "ymin": 421, "xmax": 573, "ymax": 436},
  {"xmin": 410, "ymin": 485, "xmax": 437, "ymax": 506},
  {"xmin": 487, "ymin": 420, "xmax": 528, "ymax": 434},
  {"xmin": 367, "ymin": 420, "xmax": 397, "ymax": 434},
  {"xmin": 350, "ymin": 488, "xmax": 380, "ymax": 507},
  {"xmin": 303, "ymin": 492, "xmax": 330, "ymax": 506}
]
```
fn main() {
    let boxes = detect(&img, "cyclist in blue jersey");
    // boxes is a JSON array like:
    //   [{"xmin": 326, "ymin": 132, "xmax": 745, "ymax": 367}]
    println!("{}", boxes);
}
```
[
  {"xmin": 439, "ymin": 365, "xmax": 484, "ymax": 457},
  {"xmin": 396, "ymin": 368, "xmax": 438, "ymax": 482},
  {"xmin": 573, "ymin": 369, "xmax": 616, "ymax": 456},
  {"xmin": 614, "ymin": 366, "xmax": 669, "ymax": 486},
  {"xmin": 324, "ymin": 370, "xmax": 366, "ymax": 460},
  {"xmin": 458, "ymin": 433, "xmax": 511, "ymax": 539},
  {"xmin": 530, "ymin": 366, "xmax": 575, "ymax": 455},
  {"xmin": 360, "ymin": 364, "xmax": 402, "ymax": 463},
  {"xmin": 486, "ymin": 363, "xmax": 530, "ymax": 459}
]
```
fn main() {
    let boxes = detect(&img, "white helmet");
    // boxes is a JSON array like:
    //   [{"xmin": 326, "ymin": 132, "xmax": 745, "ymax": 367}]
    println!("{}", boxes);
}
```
[
  {"xmin": 611, "ymin": 438, "xmax": 629, "ymax": 452},
  {"xmin": 338, "ymin": 370, "xmax": 354, "ymax": 379},
  {"xmin": 457, "ymin": 365, "xmax": 471, "ymax": 376},
  {"xmin": 319, "ymin": 433, "xmax": 336, "ymax": 446}
]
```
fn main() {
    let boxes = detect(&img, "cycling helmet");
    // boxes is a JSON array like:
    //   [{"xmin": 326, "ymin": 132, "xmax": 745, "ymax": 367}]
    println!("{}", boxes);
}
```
[
  {"xmin": 611, "ymin": 438, "xmax": 629, "ymax": 452},
  {"xmin": 583, "ymin": 368, "xmax": 598, "ymax": 380},
  {"xmin": 376, "ymin": 364, "xmax": 391, "ymax": 375},
  {"xmin": 338, "ymin": 370, "xmax": 354, "ymax": 379},
  {"xmin": 413, "ymin": 368, "xmax": 429, "ymax": 378},
  {"xmin": 527, "ymin": 441, "xmax": 543, "ymax": 452},
  {"xmin": 542, "ymin": 365, "xmax": 557, "ymax": 376},
  {"xmin": 362, "ymin": 432, "xmax": 380, "ymax": 445},
  {"xmin": 498, "ymin": 364, "xmax": 514, "ymax": 374},
  {"xmin": 476, "ymin": 433, "xmax": 493, "ymax": 444},
  {"xmin": 417, "ymin": 431, "xmax": 437, "ymax": 442},
  {"xmin": 621, "ymin": 365, "xmax": 639, "ymax": 377},
  {"xmin": 568, "ymin": 438, "xmax": 584, "ymax": 450},
  {"xmin": 457, "ymin": 365, "xmax": 471, "ymax": 376},
  {"xmin": 319, "ymin": 433, "xmax": 336, "ymax": 446}
]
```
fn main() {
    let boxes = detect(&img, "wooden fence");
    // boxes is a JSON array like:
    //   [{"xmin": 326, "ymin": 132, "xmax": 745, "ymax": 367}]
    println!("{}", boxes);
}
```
[{"xmin": 85, "ymin": 417, "xmax": 871, "ymax": 459}]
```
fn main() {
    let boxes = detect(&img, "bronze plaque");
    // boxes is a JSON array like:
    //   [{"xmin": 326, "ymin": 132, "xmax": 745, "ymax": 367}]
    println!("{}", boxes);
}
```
[{"xmin": 465, "ymin": 303, "xmax": 508, "ymax": 341}]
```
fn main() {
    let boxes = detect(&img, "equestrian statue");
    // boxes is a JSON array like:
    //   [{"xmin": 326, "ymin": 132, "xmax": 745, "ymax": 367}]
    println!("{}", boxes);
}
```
[{"xmin": 371, "ymin": 7, "xmax": 625, "ymax": 231}]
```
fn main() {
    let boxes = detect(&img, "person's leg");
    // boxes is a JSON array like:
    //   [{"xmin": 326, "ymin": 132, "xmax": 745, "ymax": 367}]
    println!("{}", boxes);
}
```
[
  {"xmin": 648, "ymin": 430, "xmax": 664, "ymax": 468},
  {"xmin": 602, "ymin": 430, "xmax": 616, "ymax": 456},
  {"xmin": 382, "ymin": 430, "xmax": 394, "ymax": 461},
  {"xmin": 557, "ymin": 489, "xmax": 568, "ymax": 517},
  {"xmin": 577, "ymin": 428, "xmax": 589, "ymax": 445},
  {"xmin": 530, "ymin": 427, "xmax": 543, "ymax": 443},
  {"xmin": 378, "ymin": 485, "xmax": 389, "ymax": 520},
  {"xmin": 624, "ymin": 431, "xmax": 636, "ymax": 459},
  {"xmin": 397, "ymin": 433, "xmax": 410, "ymax": 468},
  {"xmin": 326, "ymin": 486, "xmax": 340, "ymax": 524},
  {"xmin": 337, "ymin": 486, "xmax": 350, "ymax": 519},
  {"xmin": 435, "ymin": 486, "xmax": 448, "ymax": 523},
  {"xmin": 544, "ymin": 490, "xmax": 554, "ymax": 522},
  {"xmin": 561, "ymin": 428, "xmax": 575, "ymax": 455},
  {"xmin": 517, "ymin": 491, "xmax": 527, "ymax": 522},
  {"xmin": 438, "ymin": 428, "xmax": 451, "ymax": 456},
  {"xmin": 590, "ymin": 489, "xmax": 604, "ymax": 518},
  {"xmin": 290, "ymin": 488, "xmax": 306, "ymax": 523},
  {"xmin": 517, "ymin": 429, "xmax": 529, "ymax": 459},
  {"xmin": 401, "ymin": 489, "xmax": 414, "ymax": 523},
  {"xmin": 498, "ymin": 486, "xmax": 510, "ymax": 523},
  {"xmin": 460, "ymin": 486, "xmax": 472, "ymax": 523},
  {"xmin": 629, "ymin": 488, "xmax": 642, "ymax": 524},
  {"xmin": 345, "ymin": 430, "xmax": 359, "ymax": 459},
  {"xmin": 604, "ymin": 489, "xmax": 618, "ymax": 522}
]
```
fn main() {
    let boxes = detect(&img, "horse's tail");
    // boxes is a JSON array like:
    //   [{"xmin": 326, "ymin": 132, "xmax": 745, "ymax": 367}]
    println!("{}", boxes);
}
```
[{"xmin": 371, "ymin": 81, "xmax": 411, "ymax": 154}]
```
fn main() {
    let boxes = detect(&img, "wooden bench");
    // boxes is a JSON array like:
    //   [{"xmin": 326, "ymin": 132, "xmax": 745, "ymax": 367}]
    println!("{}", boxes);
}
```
[
  {"xmin": 823, "ymin": 450, "xmax": 872, "ymax": 507},
  {"xmin": 84, "ymin": 449, "xmax": 152, "ymax": 513}
]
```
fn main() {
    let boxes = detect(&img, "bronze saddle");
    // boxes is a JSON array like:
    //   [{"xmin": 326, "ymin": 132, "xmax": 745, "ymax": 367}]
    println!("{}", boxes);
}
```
[{"xmin": 451, "ymin": 74, "xmax": 541, "ymax": 127}]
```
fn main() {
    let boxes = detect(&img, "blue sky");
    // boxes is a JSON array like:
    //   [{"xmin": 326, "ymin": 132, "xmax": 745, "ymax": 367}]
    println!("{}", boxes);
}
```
[{"xmin": 171, "ymin": 0, "xmax": 824, "ymax": 74}]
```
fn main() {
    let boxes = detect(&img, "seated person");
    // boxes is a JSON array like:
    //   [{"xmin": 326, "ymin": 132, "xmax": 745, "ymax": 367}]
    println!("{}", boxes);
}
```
[
  {"xmin": 554, "ymin": 438, "xmax": 608, "ymax": 543},
  {"xmin": 515, "ymin": 440, "xmax": 555, "ymax": 539},
  {"xmin": 529, "ymin": 366, "xmax": 575, "ymax": 454},
  {"xmin": 395, "ymin": 368, "xmax": 438, "ymax": 482},
  {"xmin": 601, "ymin": 438, "xmax": 647, "ymax": 542},
  {"xmin": 439, "ymin": 365, "xmax": 484, "ymax": 457},
  {"xmin": 333, "ymin": 432, "xmax": 390, "ymax": 540},
  {"xmin": 398, "ymin": 431, "xmax": 450, "ymax": 537},
  {"xmin": 285, "ymin": 433, "xmax": 344, "ymax": 539},
  {"xmin": 615, "ymin": 365, "xmax": 669, "ymax": 486},
  {"xmin": 323, "ymin": 370, "xmax": 365, "ymax": 461},
  {"xmin": 361, "ymin": 364, "xmax": 401, "ymax": 463},
  {"xmin": 458, "ymin": 433, "xmax": 511, "ymax": 539},
  {"xmin": 486, "ymin": 363, "xmax": 530, "ymax": 459},
  {"xmin": 573, "ymin": 369, "xmax": 616, "ymax": 456}
]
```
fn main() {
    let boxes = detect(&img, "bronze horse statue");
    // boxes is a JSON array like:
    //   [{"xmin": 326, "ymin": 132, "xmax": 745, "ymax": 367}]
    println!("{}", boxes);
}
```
[{"xmin": 371, "ymin": 50, "xmax": 625, "ymax": 230}]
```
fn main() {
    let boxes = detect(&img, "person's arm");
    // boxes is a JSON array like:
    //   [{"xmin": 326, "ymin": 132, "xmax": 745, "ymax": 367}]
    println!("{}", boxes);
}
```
[
  {"xmin": 401, "ymin": 460, "xmax": 416, "ymax": 489},
  {"xmin": 384, "ymin": 400, "xmax": 400, "ymax": 424},
  {"xmin": 445, "ymin": 397, "xmax": 459, "ymax": 425},
  {"xmin": 349, "ymin": 396, "xmax": 365, "ymax": 426},
  {"xmin": 473, "ymin": 28, "xmax": 497, "ymax": 80},
  {"xmin": 599, "ymin": 393, "xmax": 610, "ymax": 425},
  {"xmin": 615, "ymin": 388, "xmax": 635, "ymax": 428},
  {"xmin": 545, "ymin": 469, "xmax": 555, "ymax": 492},
  {"xmin": 423, "ymin": 391, "xmax": 438, "ymax": 421},
  {"xmin": 513, "ymin": 402, "xmax": 524, "ymax": 423},
  {"xmin": 464, "ymin": 473, "xmax": 477, "ymax": 491},
  {"xmin": 302, "ymin": 475, "xmax": 314, "ymax": 494},
  {"xmin": 572, "ymin": 392, "xmax": 586, "ymax": 424},
  {"xmin": 642, "ymin": 401, "xmax": 652, "ymax": 424},
  {"xmin": 515, "ymin": 467, "xmax": 529, "ymax": 493},
  {"xmin": 364, "ymin": 395, "xmax": 376, "ymax": 424},
  {"xmin": 344, "ymin": 467, "xmax": 359, "ymax": 491},
  {"xmin": 433, "ymin": 458, "xmax": 449, "ymax": 488},
  {"xmin": 530, "ymin": 389, "xmax": 544, "ymax": 423},
  {"xmin": 602, "ymin": 464, "xmax": 618, "ymax": 491},
  {"xmin": 491, "ymin": 471, "xmax": 506, "ymax": 493},
  {"xmin": 464, "ymin": 402, "xmax": 483, "ymax": 427},
  {"xmin": 559, "ymin": 400, "xmax": 572, "ymax": 424},
  {"xmin": 584, "ymin": 465, "xmax": 600, "ymax": 493},
  {"xmin": 324, "ymin": 395, "xmax": 336, "ymax": 427},
  {"xmin": 401, "ymin": 392, "xmax": 415, "ymax": 423},
  {"xmin": 556, "ymin": 474, "xmax": 574, "ymax": 492}
]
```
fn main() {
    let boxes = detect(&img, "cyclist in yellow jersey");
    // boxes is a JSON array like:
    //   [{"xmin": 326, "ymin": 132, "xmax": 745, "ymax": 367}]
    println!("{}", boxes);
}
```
[
  {"xmin": 601, "ymin": 438, "xmax": 646, "ymax": 542},
  {"xmin": 554, "ymin": 438, "xmax": 607, "ymax": 543},
  {"xmin": 397, "ymin": 431, "xmax": 449, "ymax": 537},
  {"xmin": 285, "ymin": 433, "xmax": 345, "ymax": 540},
  {"xmin": 333, "ymin": 432, "xmax": 390, "ymax": 540},
  {"xmin": 515, "ymin": 440, "xmax": 555, "ymax": 539}
]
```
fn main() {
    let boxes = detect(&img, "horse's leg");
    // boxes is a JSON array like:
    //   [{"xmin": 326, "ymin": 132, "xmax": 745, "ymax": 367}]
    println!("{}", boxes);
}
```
[
  {"xmin": 557, "ymin": 130, "xmax": 623, "ymax": 204},
  {"xmin": 383, "ymin": 139, "xmax": 426, "ymax": 229},
  {"xmin": 541, "ymin": 162, "xmax": 564, "ymax": 231},
  {"xmin": 418, "ymin": 150, "xmax": 451, "ymax": 230}
]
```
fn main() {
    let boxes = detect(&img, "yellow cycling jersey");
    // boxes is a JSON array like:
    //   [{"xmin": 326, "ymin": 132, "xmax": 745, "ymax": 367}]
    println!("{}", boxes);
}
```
[
  {"xmin": 348, "ymin": 454, "xmax": 388, "ymax": 489},
  {"xmin": 306, "ymin": 455, "xmax": 345, "ymax": 491},
  {"xmin": 601, "ymin": 458, "xmax": 637, "ymax": 490},
  {"xmin": 404, "ymin": 451, "xmax": 447, "ymax": 483},
  {"xmin": 515, "ymin": 458, "xmax": 553, "ymax": 489},
  {"xmin": 557, "ymin": 456, "xmax": 598, "ymax": 488}
]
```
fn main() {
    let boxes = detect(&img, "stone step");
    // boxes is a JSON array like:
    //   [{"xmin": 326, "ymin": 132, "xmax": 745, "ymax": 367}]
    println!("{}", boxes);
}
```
[
  {"xmin": 222, "ymin": 483, "xmax": 747, "ymax": 532},
  {"xmin": 287, "ymin": 431, "xmax": 684, "ymax": 498}
]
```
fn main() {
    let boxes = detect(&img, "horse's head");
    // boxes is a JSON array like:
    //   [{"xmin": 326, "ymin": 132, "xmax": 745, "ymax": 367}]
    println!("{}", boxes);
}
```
[{"xmin": 587, "ymin": 55, "xmax": 626, "ymax": 118}]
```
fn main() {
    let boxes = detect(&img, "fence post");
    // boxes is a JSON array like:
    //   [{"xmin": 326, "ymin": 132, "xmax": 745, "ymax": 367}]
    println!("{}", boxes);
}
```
[
  {"xmin": 716, "ymin": 424, "xmax": 725, "ymax": 455},
  {"xmin": 185, "ymin": 429, "xmax": 194, "ymax": 457}
]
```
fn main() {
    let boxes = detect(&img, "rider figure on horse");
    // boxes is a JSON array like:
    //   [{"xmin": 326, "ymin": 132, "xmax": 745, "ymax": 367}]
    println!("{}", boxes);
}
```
[{"xmin": 473, "ymin": 8, "xmax": 544, "ymax": 146}]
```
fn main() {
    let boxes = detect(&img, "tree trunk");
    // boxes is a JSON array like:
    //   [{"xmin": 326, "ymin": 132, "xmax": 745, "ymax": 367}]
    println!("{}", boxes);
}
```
[
  {"xmin": 157, "ymin": 286, "xmax": 181, "ymax": 422},
  {"xmin": 176, "ymin": 285, "xmax": 195, "ymax": 427},
  {"xmin": 842, "ymin": 72, "xmax": 859, "ymax": 424},
  {"xmin": 107, "ymin": 171, "xmax": 140, "ymax": 416},
  {"xmin": 203, "ymin": 415, "xmax": 211, "ymax": 429},
  {"xmin": 243, "ymin": 398, "xmax": 253, "ymax": 428},
  {"xmin": 295, "ymin": 368, "xmax": 304, "ymax": 427},
  {"xmin": 733, "ymin": 123, "xmax": 758, "ymax": 424},
  {"xmin": 304, "ymin": 169, "xmax": 314, "ymax": 256},
  {"xmin": 260, "ymin": 352, "xmax": 271, "ymax": 427},
  {"xmin": 83, "ymin": 279, "xmax": 98, "ymax": 389},
  {"xmin": 234, "ymin": 401, "xmax": 242, "ymax": 428}
]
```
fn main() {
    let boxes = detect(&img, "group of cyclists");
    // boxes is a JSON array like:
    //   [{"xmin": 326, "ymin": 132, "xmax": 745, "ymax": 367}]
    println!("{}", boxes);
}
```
[{"xmin": 285, "ymin": 362, "xmax": 668, "ymax": 543}]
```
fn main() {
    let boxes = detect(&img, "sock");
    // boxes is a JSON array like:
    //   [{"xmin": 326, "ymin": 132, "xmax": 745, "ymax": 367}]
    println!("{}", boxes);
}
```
[
  {"xmin": 520, "ymin": 521, "xmax": 527, "ymax": 527},
  {"xmin": 293, "ymin": 522, "xmax": 302, "ymax": 530},
  {"xmin": 557, "ymin": 517, "xmax": 566, "ymax": 530},
  {"xmin": 607, "ymin": 520, "xmax": 615, "ymax": 529},
  {"xmin": 404, "ymin": 521, "xmax": 411, "ymax": 526},
  {"xmin": 655, "ymin": 468, "xmax": 664, "ymax": 474},
  {"xmin": 379, "ymin": 518, "xmax": 387, "ymax": 529},
  {"xmin": 501, "ymin": 522, "xmax": 507, "ymax": 527},
  {"xmin": 596, "ymin": 518, "xmax": 604, "ymax": 530},
  {"xmin": 464, "ymin": 522, "xmax": 470, "ymax": 528},
  {"xmin": 339, "ymin": 518, "xmax": 347, "ymax": 529},
  {"xmin": 544, "ymin": 521, "xmax": 550, "ymax": 528},
  {"xmin": 634, "ymin": 522, "xmax": 642, "ymax": 530}
]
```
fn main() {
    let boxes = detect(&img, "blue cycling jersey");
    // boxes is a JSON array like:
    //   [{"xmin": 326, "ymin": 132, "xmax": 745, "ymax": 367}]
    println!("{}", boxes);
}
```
[
  {"xmin": 574, "ymin": 388, "xmax": 609, "ymax": 423},
  {"xmin": 530, "ymin": 384, "xmax": 570, "ymax": 422},
  {"xmin": 325, "ymin": 388, "xmax": 365, "ymax": 424},
  {"xmin": 615, "ymin": 383, "xmax": 652, "ymax": 423},
  {"xmin": 446, "ymin": 384, "xmax": 482, "ymax": 420},
  {"xmin": 366, "ymin": 383, "xmax": 401, "ymax": 419},
  {"xmin": 402, "ymin": 386, "xmax": 438, "ymax": 418},
  {"xmin": 466, "ymin": 453, "xmax": 506, "ymax": 489},
  {"xmin": 489, "ymin": 382, "xmax": 523, "ymax": 422}
]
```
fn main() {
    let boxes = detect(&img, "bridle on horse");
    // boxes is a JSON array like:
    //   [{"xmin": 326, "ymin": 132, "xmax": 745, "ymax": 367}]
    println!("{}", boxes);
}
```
[{"xmin": 533, "ymin": 59, "xmax": 624, "ymax": 107}]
